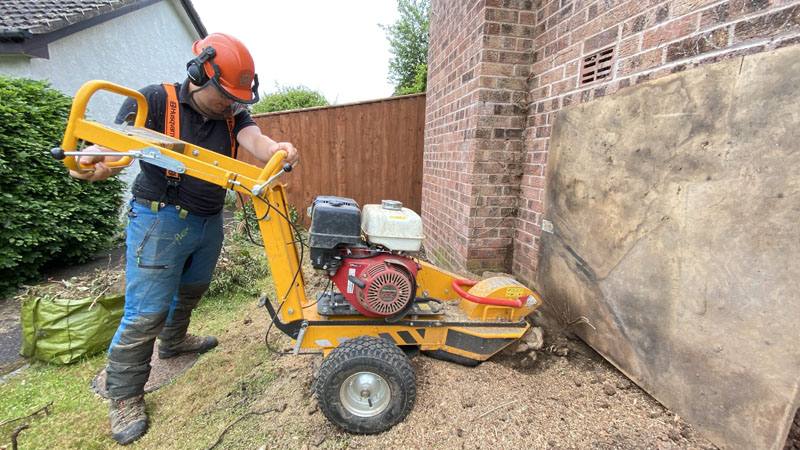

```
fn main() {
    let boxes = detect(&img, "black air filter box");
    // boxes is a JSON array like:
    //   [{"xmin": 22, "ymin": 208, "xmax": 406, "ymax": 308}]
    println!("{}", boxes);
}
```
[{"xmin": 308, "ymin": 196, "xmax": 362, "ymax": 249}]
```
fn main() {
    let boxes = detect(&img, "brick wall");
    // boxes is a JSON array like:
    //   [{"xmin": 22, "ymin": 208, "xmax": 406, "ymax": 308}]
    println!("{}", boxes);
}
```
[
  {"xmin": 424, "ymin": 0, "xmax": 536, "ymax": 274},
  {"xmin": 424, "ymin": 0, "xmax": 800, "ymax": 283}
]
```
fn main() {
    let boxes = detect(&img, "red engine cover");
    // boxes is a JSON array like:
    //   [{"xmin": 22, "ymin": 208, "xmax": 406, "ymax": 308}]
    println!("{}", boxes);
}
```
[{"xmin": 330, "ymin": 253, "xmax": 418, "ymax": 317}]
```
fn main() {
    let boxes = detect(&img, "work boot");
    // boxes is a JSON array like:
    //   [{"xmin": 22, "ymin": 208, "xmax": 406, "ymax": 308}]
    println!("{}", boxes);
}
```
[
  {"xmin": 109, "ymin": 395, "xmax": 148, "ymax": 445},
  {"xmin": 158, "ymin": 333, "xmax": 218, "ymax": 359}
]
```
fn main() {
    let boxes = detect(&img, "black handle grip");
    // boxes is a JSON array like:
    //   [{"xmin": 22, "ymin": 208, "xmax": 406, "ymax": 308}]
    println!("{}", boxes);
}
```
[
  {"xmin": 348, "ymin": 275, "xmax": 366, "ymax": 289},
  {"xmin": 283, "ymin": 163, "xmax": 293, "ymax": 173},
  {"xmin": 50, "ymin": 147, "xmax": 66, "ymax": 160}
]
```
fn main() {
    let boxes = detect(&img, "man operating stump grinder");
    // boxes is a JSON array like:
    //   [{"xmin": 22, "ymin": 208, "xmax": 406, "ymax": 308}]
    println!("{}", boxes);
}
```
[{"xmin": 68, "ymin": 33, "xmax": 299, "ymax": 445}]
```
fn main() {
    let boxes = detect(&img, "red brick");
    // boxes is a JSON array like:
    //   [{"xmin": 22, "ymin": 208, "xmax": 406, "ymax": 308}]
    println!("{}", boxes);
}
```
[
  {"xmin": 622, "ymin": 12, "xmax": 651, "ymax": 39},
  {"xmin": 572, "ymin": 16, "xmax": 604, "ymax": 44},
  {"xmin": 665, "ymin": 27, "xmax": 730, "ymax": 62},
  {"xmin": 520, "ymin": 11, "xmax": 536, "ymax": 25},
  {"xmin": 701, "ymin": 2, "xmax": 732, "ymax": 28},
  {"xmin": 733, "ymin": 5, "xmax": 800, "ymax": 43},
  {"xmin": 584, "ymin": 25, "xmax": 620, "ymax": 52},
  {"xmin": 602, "ymin": 1, "xmax": 651, "ymax": 30},
  {"xmin": 618, "ymin": 48, "xmax": 665, "ymax": 76},
  {"xmin": 546, "ymin": 3, "xmax": 574, "ymax": 30},
  {"xmin": 729, "ymin": 0, "xmax": 775, "ymax": 21},
  {"xmin": 518, "ymin": 38, "xmax": 535, "ymax": 50},
  {"xmin": 498, "ymin": 50, "xmax": 533, "ymax": 64},
  {"xmin": 535, "ymin": 126, "xmax": 551, "ymax": 138},
  {"xmin": 642, "ymin": 14, "xmax": 699, "ymax": 49},
  {"xmin": 483, "ymin": 35, "xmax": 519, "ymax": 49},
  {"xmin": 565, "ymin": 60, "xmax": 580, "ymax": 77},
  {"xmin": 503, "ymin": 0, "xmax": 536, "ymax": 10},
  {"xmin": 672, "ymin": 0, "xmax": 719, "ymax": 16},
  {"xmin": 480, "ymin": 62, "xmax": 517, "ymax": 76},
  {"xmin": 552, "ymin": 76, "xmax": 578, "ymax": 95},
  {"xmin": 569, "ymin": 7, "xmax": 590, "ymax": 30},
  {"xmin": 618, "ymin": 35, "xmax": 641, "ymax": 58},
  {"xmin": 485, "ymin": 8, "xmax": 521, "ymax": 24},
  {"xmin": 539, "ymin": 66, "xmax": 565, "ymax": 86},
  {"xmin": 536, "ymin": 27, "xmax": 559, "ymax": 48}
]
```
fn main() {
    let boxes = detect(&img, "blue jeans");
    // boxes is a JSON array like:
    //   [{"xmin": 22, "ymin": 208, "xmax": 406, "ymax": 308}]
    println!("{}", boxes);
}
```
[{"xmin": 105, "ymin": 199, "xmax": 223, "ymax": 401}]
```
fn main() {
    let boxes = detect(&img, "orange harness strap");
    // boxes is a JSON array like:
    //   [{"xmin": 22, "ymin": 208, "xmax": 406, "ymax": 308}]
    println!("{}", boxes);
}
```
[
  {"xmin": 226, "ymin": 116, "xmax": 236, "ymax": 159},
  {"xmin": 163, "ymin": 83, "xmax": 181, "ymax": 179},
  {"xmin": 162, "ymin": 82, "xmax": 237, "ymax": 161}
]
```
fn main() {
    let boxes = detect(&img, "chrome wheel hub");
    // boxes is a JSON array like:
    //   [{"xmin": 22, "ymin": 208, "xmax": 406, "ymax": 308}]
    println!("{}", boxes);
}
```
[{"xmin": 340, "ymin": 371, "xmax": 391, "ymax": 417}]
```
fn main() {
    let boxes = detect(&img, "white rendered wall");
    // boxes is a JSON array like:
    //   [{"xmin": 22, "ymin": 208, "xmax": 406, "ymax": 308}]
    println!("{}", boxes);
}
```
[{"xmin": 0, "ymin": 0, "xmax": 203, "ymax": 204}]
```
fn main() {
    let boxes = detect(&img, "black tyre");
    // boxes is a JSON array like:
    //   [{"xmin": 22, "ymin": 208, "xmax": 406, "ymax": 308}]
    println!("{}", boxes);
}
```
[{"xmin": 316, "ymin": 335, "xmax": 416, "ymax": 434}]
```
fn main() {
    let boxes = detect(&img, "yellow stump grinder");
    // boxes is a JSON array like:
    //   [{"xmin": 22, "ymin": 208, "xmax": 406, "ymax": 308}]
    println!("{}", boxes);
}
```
[{"xmin": 53, "ymin": 81, "xmax": 543, "ymax": 434}]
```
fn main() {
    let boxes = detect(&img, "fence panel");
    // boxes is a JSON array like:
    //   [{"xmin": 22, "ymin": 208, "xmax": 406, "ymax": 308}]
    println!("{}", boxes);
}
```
[{"xmin": 240, "ymin": 94, "xmax": 426, "ymax": 225}]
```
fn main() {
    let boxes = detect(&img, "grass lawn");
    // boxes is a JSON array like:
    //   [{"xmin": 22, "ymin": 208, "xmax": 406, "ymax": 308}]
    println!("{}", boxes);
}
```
[{"xmin": 0, "ymin": 237, "xmax": 344, "ymax": 449}]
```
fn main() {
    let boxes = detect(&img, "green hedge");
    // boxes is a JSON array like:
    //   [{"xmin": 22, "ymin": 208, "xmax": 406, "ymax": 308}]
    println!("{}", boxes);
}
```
[
  {"xmin": 0, "ymin": 77, "xmax": 125, "ymax": 297},
  {"xmin": 251, "ymin": 85, "xmax": 329, "ymax": 114}
]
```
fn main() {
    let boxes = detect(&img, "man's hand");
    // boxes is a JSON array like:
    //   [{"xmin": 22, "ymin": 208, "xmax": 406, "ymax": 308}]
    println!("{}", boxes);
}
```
[
  {"xmin": 270, "ymin": 142, "xmax": 299, "ymax": 167},
  {"xmin": 236, "ymin": 127, "xmax": 299, "ymax": 167},
  {"xmin": 68, "ymin": 145, "xmax": 124, "ymax": 181}
]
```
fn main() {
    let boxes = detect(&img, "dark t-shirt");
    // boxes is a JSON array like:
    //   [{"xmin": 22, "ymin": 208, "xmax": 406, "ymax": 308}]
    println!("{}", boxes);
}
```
[{"xmin": 115, "ymin": 80, "xmax": 256, "ymax": 216}]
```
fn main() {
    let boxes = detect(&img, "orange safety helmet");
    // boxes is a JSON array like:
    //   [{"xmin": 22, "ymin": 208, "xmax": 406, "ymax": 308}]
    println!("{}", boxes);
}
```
[{"xmin": 186, "ymin": 33, "xmax": 260, "ymax": 104}]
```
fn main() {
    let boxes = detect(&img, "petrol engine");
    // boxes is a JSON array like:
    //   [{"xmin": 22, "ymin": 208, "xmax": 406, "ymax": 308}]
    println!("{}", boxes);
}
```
[{"xmin": 308, "ymin": 196, "xmax": 425, "ymax": 320}]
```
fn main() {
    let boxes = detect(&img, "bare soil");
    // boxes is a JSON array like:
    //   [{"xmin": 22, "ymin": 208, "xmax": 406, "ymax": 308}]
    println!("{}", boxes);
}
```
[
  {"xmin": 222, "ymin": 267, "xmax": 720, "ymax": 450},
  {"xmin": 8, "ymin": 249, "xmax": 799, "ymax": 449},
  {"xmin": 257, "ymin": 328, "xmax": 722, "ymax": 450}
]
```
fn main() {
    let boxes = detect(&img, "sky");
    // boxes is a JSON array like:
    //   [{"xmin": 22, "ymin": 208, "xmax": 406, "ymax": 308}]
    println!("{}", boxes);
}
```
[{"xmin": 190, "ymin": 0, "xmax": 400, "ymax": 105}]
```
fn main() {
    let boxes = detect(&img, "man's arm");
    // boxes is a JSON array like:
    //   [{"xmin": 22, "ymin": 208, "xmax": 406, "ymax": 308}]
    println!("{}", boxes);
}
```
[
  {"xmin": 236, "ymin": 125, "xmax": 299, "ymax": 166},
  {"xmin": 68, "ymin": 146, "xmax": 125, "ymax": 181},
  {"xmin": 68, "ymin": 85, "xmax": 155, "ymax": 182}
]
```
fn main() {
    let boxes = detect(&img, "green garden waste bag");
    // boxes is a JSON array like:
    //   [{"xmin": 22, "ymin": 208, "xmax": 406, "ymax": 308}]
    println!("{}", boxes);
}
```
[{"xmin": 20, "ymin": 294, "xmax": 125, "ymax": 364}]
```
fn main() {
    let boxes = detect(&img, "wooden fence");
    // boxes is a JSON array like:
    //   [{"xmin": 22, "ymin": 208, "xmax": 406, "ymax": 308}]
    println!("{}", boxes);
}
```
[{"xmin": 239, "ymin": 94, "xmax": 426, "ymax": 225}]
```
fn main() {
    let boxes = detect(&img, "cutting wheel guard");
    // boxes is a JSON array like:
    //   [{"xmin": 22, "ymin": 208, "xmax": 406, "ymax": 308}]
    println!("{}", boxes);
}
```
[{"xmin": 451, "ymin": 279, "xmax": 525, "ymax": 308}]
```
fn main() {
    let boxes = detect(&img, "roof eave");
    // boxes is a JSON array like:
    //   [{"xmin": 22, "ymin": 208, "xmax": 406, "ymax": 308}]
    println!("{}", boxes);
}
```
[
  {"xmin": 179, "ymin": 0, "xmax": 207, "ymax": 38},
  {"xmin": 0, "ymin": 0, "xmax": 207, "ymax": 58}
]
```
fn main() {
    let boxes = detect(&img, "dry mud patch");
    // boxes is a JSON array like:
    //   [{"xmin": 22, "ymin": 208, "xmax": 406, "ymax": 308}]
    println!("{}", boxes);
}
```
[{"xmin": 248, "ymin": 329, "xmax": 720, "ymax": 450}]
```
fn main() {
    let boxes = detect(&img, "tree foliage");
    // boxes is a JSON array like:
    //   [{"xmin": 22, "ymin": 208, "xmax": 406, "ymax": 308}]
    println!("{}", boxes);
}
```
[
  {"xmin": 0, "ymin": 77, "xmax": 125, "ymax": 297},
  {"xmin": 382, "ymin": 0, "xmax": 429, "ymax": 95},
  {"xmin": 251, "ymin": 85, "xmax": 330, "ymax": 114}
]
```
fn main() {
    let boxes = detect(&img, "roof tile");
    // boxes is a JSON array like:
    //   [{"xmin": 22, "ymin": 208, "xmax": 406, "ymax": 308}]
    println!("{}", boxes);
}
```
[{"xmin": 0, "ymin": 0, "xmax": 141, "ymax": 34}]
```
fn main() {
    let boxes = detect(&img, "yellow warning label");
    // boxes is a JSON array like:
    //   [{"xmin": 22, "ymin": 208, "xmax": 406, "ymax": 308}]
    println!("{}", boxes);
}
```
[
  {"xmin": 418, "ymin": 303, "xmax": 431, "ymax": 310},
  {"xmin": 506, "ymin": 287, "xmax": 524, "ymax": 297}
]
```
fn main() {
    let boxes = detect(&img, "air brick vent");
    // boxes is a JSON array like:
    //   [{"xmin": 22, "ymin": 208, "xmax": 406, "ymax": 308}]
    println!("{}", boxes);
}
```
[{"xmin": 581, "ymin": 47, "xmax": 614, "ymax": 85}]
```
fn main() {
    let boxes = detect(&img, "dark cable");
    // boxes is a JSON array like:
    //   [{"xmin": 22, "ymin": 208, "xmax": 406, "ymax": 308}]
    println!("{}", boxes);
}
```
[
  {"xmin": 234, "ymin": 192, "xmax": 264, "ymax": 247},
  {"xmin": 302, "ymin": 277, "xmax": 331, "ymax": 310},
  {"xmin": 237, "ymin": 184, "xmax": 307, "ymax": 301},
  {"xmin": 263, "ymin": 299, "xmax": 289, "ymax": 355},
  {"xmin": 263, "ymin": 300, "xmax": 322, "ymax": 356},
  {"xmin": 237, "ymin": 184, "xmax": 321, "ymax": 355}
]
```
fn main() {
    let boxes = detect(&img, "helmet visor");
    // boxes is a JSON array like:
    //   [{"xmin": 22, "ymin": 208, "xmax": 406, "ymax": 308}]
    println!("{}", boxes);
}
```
[{"xmin": 210, "ymin": 71, "xmax": 260, "ymax": 104}]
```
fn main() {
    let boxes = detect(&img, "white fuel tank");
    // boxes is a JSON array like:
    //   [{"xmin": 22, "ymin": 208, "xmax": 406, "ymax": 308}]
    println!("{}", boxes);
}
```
[{"xmin": 361, "ymin": 200, "xmax": 424, "ymax": 251}]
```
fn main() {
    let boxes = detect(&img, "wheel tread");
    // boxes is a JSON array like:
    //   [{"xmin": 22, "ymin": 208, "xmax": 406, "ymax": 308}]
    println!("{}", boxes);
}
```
[{"xmin": 316, "ymin": 335, "xmax": 416, "ymax": 433}]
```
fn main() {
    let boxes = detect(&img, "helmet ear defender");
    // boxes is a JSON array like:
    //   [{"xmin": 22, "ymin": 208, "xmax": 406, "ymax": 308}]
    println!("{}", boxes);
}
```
[{"xmin": 186, "ymin": 46, "xmax": 217, "ymax": 86}]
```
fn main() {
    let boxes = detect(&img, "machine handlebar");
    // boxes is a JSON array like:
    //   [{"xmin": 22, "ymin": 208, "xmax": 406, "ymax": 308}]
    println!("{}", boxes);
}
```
[
  {"xmin": 451, "ymin": 279, "xmax": 524, "ymax": 308},
  {"xmin": 58, "ymin": 80, "xmax": 148, "ymax": 171}
]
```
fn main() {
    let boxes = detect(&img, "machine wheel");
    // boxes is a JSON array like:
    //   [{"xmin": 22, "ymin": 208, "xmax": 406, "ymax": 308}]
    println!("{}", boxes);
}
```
[{"xmin": 316, "ymin": 335, "xmax": 416, "ymax": 434}]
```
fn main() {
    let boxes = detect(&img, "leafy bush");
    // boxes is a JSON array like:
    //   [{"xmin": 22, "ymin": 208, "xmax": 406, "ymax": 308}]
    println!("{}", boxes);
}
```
[
  {"xmin": 251, "ymin": 84, "xmax": 329, "ymax": 114},
  {"xmin": 0, "ymin": 77, "xmax": 125, "ymax": 297},
  {"xmin": 207, "ymin": 238, "xmax": 269, "ymax": 298}
]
